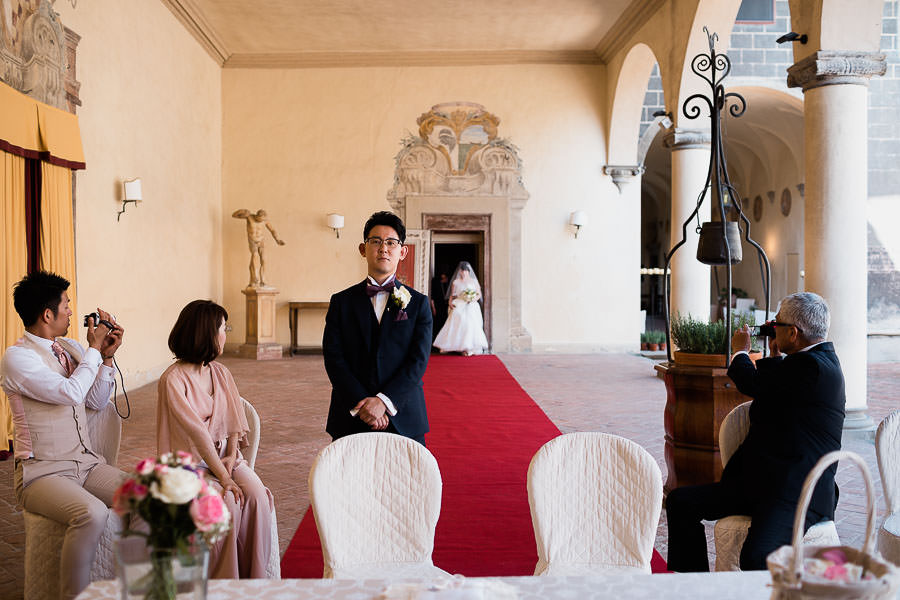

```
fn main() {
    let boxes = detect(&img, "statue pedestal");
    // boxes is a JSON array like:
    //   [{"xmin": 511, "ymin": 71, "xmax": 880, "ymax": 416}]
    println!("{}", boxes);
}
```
[{"xmin": 239, "ymin": 287, "xmax": 283, "ymax": 360}]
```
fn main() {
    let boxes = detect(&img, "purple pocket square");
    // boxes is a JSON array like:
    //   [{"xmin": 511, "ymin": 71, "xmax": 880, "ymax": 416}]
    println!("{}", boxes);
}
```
[{"xmin": 394, "ymin": 309, "xmax": 408, "ymax": 321}]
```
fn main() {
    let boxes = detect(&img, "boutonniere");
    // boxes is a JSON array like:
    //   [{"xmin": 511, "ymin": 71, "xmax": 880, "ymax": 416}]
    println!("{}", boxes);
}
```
[{"xmin": 390, "ymin": 285, "xmax": 411, "ymax": 321}]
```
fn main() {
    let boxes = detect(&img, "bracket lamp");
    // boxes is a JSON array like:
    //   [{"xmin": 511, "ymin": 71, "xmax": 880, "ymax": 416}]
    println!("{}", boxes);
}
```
[
  {"xmin": 569, "ymin": 210, "xmax": 587, "ymax": 238},
  {"xmin": 327, "ymin": 213, "xmax": 344, "ymax": 238},
  {"xmin": 776, "ymin": 32, "xmax": 807, "ymax": 44},
  {"xmin": 117, "ymin": 178, "xmax": 142, "ymax": 222}
]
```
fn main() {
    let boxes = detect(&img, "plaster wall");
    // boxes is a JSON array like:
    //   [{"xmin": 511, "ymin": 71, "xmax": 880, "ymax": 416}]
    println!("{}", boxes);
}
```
[
  {"xmin": 53, "ymin": 1, "xmax": 223, "ymax": 386},
  {"xmin": 221, "ymin": 65, "xmax": 635, "ymax": 351}
]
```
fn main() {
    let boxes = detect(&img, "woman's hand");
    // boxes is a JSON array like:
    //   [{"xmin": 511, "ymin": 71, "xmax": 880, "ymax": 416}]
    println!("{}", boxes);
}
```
[
  {"xmin": 221, "ymin": 453, "xmax": 237, "ymax": 477},
  {"xmin": 221, "ymin": 476, "xmax": 245, "ymax": 508}
]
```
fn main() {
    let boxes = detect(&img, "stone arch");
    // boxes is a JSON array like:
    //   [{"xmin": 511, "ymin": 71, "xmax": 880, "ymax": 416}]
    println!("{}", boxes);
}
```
[
  {"xmin": 608, "ymin": 42, "xmax": 663, "ymax": 165},
  {"xmin": 789, "ymin": 0, "xmax": 884, "ymax": 60}
]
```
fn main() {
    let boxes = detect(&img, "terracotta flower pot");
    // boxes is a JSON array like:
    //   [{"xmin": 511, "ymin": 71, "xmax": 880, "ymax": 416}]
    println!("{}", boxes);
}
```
[
  {"xmin": 648, "ymin": 343, "xmax": 659, "ymax": 351},
  {"xmin": 641, "ymin": 342, "xmax": 649, "ymax": 350}
]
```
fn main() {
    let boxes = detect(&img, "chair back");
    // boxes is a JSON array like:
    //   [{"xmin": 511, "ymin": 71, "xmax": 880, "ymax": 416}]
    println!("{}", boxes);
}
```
[
  {"xmin": 527, "ymin": 432, "xmax": 662, "ymax": 573},
  {"xmin": 309, "ymin": 432, "xmax": 442, "ymax": 577},
  {"xmin": 241, "ymin": 397, "xmax": 260, "ymax": 470},
  {"xmin": 719, "ymin": 401, "xmax": 752, "ymax": 468},
  {"xmin": 877, "ymin": 411, "xmax": 900, "ymax": 514},
  {"xmin": 86, "ymin": 402, "xmax": 121, "ymax": 466}
]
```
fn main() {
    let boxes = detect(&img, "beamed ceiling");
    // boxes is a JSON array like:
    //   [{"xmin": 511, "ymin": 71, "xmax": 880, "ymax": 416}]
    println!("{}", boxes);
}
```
[{"xmin": 160, "ymin": 0, "xmax": 665, "ymax": 67}]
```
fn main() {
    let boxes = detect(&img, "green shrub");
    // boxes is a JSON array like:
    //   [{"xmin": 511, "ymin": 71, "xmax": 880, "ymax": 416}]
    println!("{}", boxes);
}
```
[
  {"xmin": 640, "ymin": 332, "xmax": 649, "ymax": 343},
  {"xmin": 647, "ymin": 330, "xmax": 666, "ymax": 345},
  {"xmin": 670, "ymin": 312, "xmax": 759, "ymax": 354}
]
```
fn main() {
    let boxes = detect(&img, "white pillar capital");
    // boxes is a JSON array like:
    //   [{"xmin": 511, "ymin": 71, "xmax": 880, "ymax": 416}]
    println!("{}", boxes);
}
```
[
  {"xmin": 787, "ymin": 50, "xmax": 887, "ymax": 92},
  {"xmin": 603, "ymin": 164, "xmax": 645, "ymax": 194},
  {"xmin": 663, "ymin": 128, "xmax": 712, "ymax": 151}
]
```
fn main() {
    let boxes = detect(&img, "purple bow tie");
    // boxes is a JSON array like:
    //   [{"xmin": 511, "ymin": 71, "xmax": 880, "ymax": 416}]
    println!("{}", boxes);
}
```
[{"xmin": 366, "ymin": 280, "xmax": 395, "ymax": 297}]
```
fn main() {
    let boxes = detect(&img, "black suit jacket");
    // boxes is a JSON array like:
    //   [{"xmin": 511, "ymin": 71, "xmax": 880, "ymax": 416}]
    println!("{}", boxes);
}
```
[
  {"xmin": 322, "ymin": 280, "xmax": 432, "ymax": 440},
  {"xmin": 724, "ymin": 342, "xmax": 845, "ymax": 519}
]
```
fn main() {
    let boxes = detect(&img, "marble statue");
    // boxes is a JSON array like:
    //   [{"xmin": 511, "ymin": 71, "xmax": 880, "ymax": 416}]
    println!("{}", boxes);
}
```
[{"xmin": 232, "ymin": 209, "xmax": 285, "ymax": 288}]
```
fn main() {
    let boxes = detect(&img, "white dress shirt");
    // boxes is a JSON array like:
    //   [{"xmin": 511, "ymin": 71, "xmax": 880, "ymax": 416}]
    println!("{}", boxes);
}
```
[
  {"xmin": 1, "ymin": 331, "xmax": 114, "ymax": 408},
  {"xmin": 349, "ymin": 275, "xmax": 398, "ymax": 417}
]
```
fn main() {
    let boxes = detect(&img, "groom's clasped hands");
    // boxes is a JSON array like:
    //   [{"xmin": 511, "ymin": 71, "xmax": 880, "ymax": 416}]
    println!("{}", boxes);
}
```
[{"xmin": 353, "ymin": 396, "xmax": 390, "ymax": 430}]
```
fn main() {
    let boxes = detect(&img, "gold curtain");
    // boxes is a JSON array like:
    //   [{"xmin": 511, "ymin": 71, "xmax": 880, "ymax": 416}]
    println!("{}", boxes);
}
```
[
  {"xmin": 1, "ymin": 151, "xmax": 26, "ymax": 447},
  {"xmin": 40, "ymin": 162, "xmax": 78, "ymax": 342}
]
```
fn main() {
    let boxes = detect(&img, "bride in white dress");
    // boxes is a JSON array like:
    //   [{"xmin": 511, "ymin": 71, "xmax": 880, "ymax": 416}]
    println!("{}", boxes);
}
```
[{"xmin": 433, "ymin": 261, "xmax": 489, "ymax": 355}]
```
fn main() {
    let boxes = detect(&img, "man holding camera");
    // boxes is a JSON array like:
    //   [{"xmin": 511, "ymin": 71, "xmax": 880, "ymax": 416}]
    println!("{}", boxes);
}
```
[
  {"xmin": 0, "ymin": 271, "xmax": 125, "ymax": 600},
  {"xmin": 666, "ymin": 292, "xmax": 845, "ymax": 572}
]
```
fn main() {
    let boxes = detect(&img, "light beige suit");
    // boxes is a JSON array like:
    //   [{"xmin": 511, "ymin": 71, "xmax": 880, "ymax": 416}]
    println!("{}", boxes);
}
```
[{"xmin": 2, "ymin": 334, "xmax": 126, "ymax": 600}]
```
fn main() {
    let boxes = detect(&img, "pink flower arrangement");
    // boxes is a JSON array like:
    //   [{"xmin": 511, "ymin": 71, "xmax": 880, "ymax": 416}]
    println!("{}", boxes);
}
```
[{"xmin": 114, "ymin": 452, "xmax": 231, "ymax": 549}]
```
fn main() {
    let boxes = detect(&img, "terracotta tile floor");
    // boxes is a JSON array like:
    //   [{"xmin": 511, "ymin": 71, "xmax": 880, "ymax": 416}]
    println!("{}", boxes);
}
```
[{"xmin": 0, "ymin": 353, "xmax": 897, "ymax": 597}]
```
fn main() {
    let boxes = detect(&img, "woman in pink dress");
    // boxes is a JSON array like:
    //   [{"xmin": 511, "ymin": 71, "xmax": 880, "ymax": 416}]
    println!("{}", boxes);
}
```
[{"xmin": 157, "ymin": 300, "xmax": 274, "ymax": 578}]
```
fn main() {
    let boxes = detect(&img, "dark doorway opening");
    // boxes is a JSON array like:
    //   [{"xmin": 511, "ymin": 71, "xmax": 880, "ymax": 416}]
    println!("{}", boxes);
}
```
[{"xmin": 431, "ymin": 242, "xmax": 480, "ymax": 345}]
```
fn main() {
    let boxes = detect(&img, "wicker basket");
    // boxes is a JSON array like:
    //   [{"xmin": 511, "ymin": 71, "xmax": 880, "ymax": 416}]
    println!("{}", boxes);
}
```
[{"xmin": 767, "ymin": 450, "xmax": 900, "ymax": 599}]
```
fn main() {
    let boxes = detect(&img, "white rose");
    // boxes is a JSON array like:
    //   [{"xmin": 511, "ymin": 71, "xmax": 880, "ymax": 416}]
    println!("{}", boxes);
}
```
[
  {"xmin": 396, "ymin": 286, "xmax": 412, "ymax": 308},
  {"xmin": 150, "ymin": 467, "xmax": 202, "ymax": 504}
]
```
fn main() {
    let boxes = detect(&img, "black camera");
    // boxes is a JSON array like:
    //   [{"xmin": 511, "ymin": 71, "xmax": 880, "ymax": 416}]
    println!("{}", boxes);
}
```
[
  {"xmin": 84, "ymin": 313, "xmax": 115, "ymax": 329},
  {"xmin": 755, "ymin": 323, "xmax": 776, "ymax": 338}
]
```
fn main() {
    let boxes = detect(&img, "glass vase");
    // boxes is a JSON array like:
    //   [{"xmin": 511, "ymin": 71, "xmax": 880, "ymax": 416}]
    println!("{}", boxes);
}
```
[{"xmin": 116, "ymin": 537, "xmax": 209, "ymax": 600}]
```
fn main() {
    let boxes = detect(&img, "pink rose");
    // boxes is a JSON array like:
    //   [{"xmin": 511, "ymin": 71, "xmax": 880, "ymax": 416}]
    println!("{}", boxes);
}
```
[
  {"xmin": 113, "ymin": 478, "xmax": 138, "ymax": 515},
  {"xmin": 176, "ymin": 451, "xmax": 194, "ymax": 466},
  {"xmin": 190, "ymin": 494, "xmax": 228, "ymax": 532},
  {"xmin": 132, "ymin": 483, "xmax": 148, "ymax": 500},
  {"xmin": 824, "ymin": 564, "xmax": 848, "ymax": 581},
  {"xmin": 136, "ymin": 458, "xmax": 155, "ymax": 476},
  {"xmin": 154, "ymin": 464, "xmax": 169, "ymax": 475}
]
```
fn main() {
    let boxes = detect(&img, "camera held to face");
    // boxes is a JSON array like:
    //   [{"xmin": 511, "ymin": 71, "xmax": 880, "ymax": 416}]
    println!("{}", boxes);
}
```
[
  {"xmin": 755, "ymin": 322, "xmax": 776, "ymax": 338},
  {"xmin": 84, "ymin": 313, "xmax": 115, "ymax": 330}
]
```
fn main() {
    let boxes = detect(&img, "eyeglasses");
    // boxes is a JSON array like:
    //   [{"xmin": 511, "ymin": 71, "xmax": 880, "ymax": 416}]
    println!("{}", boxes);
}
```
[
  {"xmin": 772, "ymin": 321, "xmax": 803, "ymax": 335},
  {"xmin": 365, "ymin": 237, "xmax": 402, "ymax": 249},
  {"xmin": 224, "ymin": 324, "xmax": 233, "ymax": 332}
]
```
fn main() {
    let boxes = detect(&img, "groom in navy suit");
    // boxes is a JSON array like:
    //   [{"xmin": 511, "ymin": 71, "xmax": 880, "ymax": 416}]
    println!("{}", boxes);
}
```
[{"xmin": 323, "ymin": 211, "xmax": 432, "ymax": 444}]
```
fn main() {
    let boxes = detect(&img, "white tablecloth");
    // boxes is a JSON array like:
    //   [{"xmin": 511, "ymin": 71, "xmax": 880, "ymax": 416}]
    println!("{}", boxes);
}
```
[{"xmin": 76, "ymin": 571, "xmax": 774, "ymax": 599}]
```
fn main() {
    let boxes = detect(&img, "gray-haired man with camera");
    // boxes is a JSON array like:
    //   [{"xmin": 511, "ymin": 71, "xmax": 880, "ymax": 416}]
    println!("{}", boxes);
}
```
[
  {"xmin": 0, "ymin": 271, "xmax": 126, "ymax": 600},
  {"xmin": 667, "ymin": 292, "xmax": 845, "ymax": 572}
]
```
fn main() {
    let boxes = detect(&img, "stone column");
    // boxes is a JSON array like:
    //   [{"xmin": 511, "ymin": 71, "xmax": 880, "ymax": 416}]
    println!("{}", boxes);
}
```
[
  {"xmin": 788, "ymin": 51, "xmax": 887, "ymax": 430},
  {"xmin": 239, "ymin": 287, "xmax": 283, "ymax": 360},
  {"xmin": 664, "ymin": 128, "xmax": 713, "ymax": 323},
  {"xmin": 508, "ymin": 195, "xmax": 532, "ymax": 351}
]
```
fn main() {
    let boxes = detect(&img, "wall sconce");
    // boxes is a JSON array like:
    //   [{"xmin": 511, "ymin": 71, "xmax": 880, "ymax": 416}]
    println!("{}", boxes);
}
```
[
  {"xmin": 327, "ymin": 213, "xmax": 344, "ymax": 238},
  {"xmin": 117, "ymin": 178, "xmax": 142, "ymax": 222},
  {"xmin": 776, "ymin": 32, "xmax": 808, "ymax": 44},
  {"xmin": 569, "ymin": 210, "xmax": 587, "ymax": 238}
]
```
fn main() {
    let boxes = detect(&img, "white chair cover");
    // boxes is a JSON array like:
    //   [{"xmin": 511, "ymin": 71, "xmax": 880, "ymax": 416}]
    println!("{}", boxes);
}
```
[
  {"xmin": 527, "ymin": 432, "xmax": 663, "ymax": 575},
  {"xmin": 876, "ymin": 411, "xmax": 900, "ymax": 565},
  {"xmin": 713, "ymin": 402, "xmax": 839, "ymax": 571},
  {"xmin": 24, "ymin": 402, "xmax": 124, "ymax": 600},
  {"xmin": 240, "ymin": 397, "xmax": 281, "ymax": 579},
  {"xmin": 241, "ymin": 396, "xmax": 261, "ymax": 470},
  {"xmin": 309, "ymin": 432, "xmax": 449, "ymax": 579}
]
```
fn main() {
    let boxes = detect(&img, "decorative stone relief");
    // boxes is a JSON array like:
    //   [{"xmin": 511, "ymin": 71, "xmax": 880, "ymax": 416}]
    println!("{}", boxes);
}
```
[
  {"xmin": 787, "ymin": 50, "xmax": 887, "ymax": 91},
  {"xmin": 0, "ymin": 0, "xmax": 80, "ymax": 112},
  {"xmin": 387, "ymin": 102, "xmax": 531, "ymax": 352},
  {"xmin": 387, "ymin": 102, "xmax": 528, "ymax": 212}
]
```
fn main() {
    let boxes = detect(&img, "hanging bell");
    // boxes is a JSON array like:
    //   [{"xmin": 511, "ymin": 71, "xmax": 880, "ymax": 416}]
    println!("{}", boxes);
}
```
[{"xmin": 696, "ymin": 221, "xmax": 742, "ymax": 265}]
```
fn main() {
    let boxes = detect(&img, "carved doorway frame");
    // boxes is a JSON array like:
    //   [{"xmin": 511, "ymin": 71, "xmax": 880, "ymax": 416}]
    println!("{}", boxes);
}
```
[{"xmin": 424, "ymin": 213, "xmax": 491, "ymax": 345}]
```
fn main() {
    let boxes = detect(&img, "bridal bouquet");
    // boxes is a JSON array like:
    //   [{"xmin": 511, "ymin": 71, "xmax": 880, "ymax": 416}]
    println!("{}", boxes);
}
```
[
  {"xmin": 461, "ymin": 288, "xmax": 480, "ymax": 303},
  {"xmin": 114, "ymin": 451, "xmax": 231, "ymax": 599}
]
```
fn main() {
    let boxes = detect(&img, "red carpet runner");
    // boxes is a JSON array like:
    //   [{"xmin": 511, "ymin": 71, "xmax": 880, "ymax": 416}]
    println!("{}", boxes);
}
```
[{"xmin": 281, "ymin": 354, "xmax": 668, "ymax": 576}]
